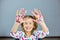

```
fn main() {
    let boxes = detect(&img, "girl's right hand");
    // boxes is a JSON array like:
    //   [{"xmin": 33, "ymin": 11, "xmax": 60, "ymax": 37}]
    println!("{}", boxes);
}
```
[{"xmin": 16, "ymin": 8, "xmax": 26, "ymax": 23}]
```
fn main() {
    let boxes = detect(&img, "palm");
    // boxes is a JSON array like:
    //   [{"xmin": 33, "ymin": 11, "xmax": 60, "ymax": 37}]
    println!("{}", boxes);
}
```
[
  {"xmin": 32, "ymin": 9, "xmax": 44, "ymax": 24},
  {"xmin": 16, "ymin": 8, "xmax": 26, "ymax": 23}
]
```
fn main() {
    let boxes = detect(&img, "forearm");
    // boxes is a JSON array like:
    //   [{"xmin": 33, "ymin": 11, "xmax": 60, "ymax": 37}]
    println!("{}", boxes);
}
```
[
  {"xmin": 11, "ymin": 21, "xmax": 19, "ymax": 33},
  {"xmin": 40, "ymin": 22, "xmax": 49, "ymax": 33}
]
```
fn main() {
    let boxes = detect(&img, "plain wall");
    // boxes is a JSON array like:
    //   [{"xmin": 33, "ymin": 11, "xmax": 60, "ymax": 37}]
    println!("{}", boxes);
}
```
[{"xmin": 0, "ymin": 0, "xmax": 60, "ymax": 36}]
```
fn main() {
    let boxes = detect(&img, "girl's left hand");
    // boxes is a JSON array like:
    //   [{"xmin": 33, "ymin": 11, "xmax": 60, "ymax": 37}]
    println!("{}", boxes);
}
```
[{"xmin": 32, "ymin": 9, "xmax": 45, "ymax": 24}]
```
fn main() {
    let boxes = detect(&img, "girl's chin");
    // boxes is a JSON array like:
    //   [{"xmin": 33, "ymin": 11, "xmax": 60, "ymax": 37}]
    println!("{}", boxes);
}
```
[{"xmin": 24, "ymin": 29, "xmax": 32, "ymax": 32}]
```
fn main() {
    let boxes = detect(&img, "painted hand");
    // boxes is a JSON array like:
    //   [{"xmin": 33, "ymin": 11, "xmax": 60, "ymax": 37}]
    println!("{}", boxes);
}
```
[
  {"xmin": 16, "ymin": 8, "xmax": 26, "ymax": 23},
  {"xmin": 32, "ymin": 9, "xmax": 44, "ymax": 24}
]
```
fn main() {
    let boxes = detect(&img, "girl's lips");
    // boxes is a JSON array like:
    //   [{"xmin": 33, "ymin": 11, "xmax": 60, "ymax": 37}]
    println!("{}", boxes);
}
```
[{"xmin": 25, "ymin": 27, "xmax": 31, "ymax": 29}]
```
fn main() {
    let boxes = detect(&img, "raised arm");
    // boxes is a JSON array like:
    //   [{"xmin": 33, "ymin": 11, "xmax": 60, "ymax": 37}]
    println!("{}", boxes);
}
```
[
  {"xmin": 11, "ymin": 8, "xmax": 26, "ymax": 33},
  {"xmin": 11, "ymin": 10, "xmax": 20, "ymax": 33}
]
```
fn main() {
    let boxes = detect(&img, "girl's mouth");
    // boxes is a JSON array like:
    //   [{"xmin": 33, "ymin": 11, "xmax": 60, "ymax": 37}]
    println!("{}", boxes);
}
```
[{"xmin": 26, "ymin": 27, "xmax": 31, "ymax": 29}]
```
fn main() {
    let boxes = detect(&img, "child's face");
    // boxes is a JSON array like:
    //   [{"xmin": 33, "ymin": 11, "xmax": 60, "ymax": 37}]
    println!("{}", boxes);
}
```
[{"xmin": 23, "ymin": 17, "xmax": 34, "ymax": 32}]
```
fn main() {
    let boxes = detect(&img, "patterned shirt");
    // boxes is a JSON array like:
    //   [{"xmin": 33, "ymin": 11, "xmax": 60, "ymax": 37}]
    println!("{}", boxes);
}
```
[{"xmin": 10, "ymin": 30, "xmax": 49, "ymax": 40}]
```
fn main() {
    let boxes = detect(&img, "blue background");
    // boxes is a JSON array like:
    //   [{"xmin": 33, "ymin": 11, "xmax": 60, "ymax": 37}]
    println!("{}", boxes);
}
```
[{"xmin": 0, "ymin": 0, "xmax": 60, "ymax": 36}]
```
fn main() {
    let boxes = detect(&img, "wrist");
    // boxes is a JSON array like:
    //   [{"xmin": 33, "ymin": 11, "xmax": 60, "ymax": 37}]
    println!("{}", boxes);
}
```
[
  {"xmin": 40, "ymin": 22, "xmax": 46, "ymax": 27},
  {"xmin": 15, "ymin": 21, "xmax": 20, "ymax": 25}
]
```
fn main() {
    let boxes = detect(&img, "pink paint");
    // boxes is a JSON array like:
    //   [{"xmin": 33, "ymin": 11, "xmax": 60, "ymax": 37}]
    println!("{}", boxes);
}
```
[
  {"xmin": 20, "ymin": 8, "xmax": 26, "ymax": 14},
  {"xmin": 22, "ymin": 37, "xmax": 24, "ymax": 40},
  {"xmin": 11, "ymin": 32, "xmax": 14, "ymax": 36},
  {"xmin": 16, "ymin": 16, "xmax": 20, "ymax": 23},
  {"xmin": 39, "ymin": 13, "xmax": 43, "ymax": 18}
]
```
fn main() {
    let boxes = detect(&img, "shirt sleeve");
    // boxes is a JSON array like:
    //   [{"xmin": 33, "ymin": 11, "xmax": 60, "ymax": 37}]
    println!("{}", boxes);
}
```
[
  {"xmin": 10, "ymin": 31, "xmax": 23, "ymax": 38},
  {"xmin": 34, "ymin": 30, "xmax": 49, "ymax": 38}
]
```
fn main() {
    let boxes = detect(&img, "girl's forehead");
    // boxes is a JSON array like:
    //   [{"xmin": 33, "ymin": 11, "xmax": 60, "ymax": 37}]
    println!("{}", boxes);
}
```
[{"xmin": 24, "ymin": 18, "xmax": 33, "ymax": 22}]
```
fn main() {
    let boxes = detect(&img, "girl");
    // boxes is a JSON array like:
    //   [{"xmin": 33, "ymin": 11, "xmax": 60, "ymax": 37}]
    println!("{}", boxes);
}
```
[{"xmin": 10, "ymin": 8, "xmax": 49, "ymax": 40}]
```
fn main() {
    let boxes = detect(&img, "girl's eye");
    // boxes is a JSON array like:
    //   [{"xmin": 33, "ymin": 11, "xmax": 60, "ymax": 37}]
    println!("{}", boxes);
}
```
[
  {"xmin": 25, "ymin": 22, "xmax": 28, "ymax": 25},
  {"xmin": 29, "ymin": 22, "xmax": 32, "ymax": 24}
]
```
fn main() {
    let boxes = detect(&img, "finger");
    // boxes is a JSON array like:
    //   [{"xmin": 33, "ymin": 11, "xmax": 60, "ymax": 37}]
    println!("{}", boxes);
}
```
[
  {"xmin": 32, "ymin": 19, "xmax": 42, "ymax": 24},
  {"xmin": 39, "ymin": 10, "xmax": 43, "ymax": 18},
  {"xmin": 20, "ymin": 8, "xmax": 26, "ymax": 14},
  {"xmin": 21, "ymin": 13, "xmax": 25, "ymax": 18},
  {"xmin": 16, "ymin": 10, "xmax": 19, "ymax": 16},
  {"xmin": 32, "ymin": 19, "xmax": 37, "ymax": 22},
  {"xmin": 21, "ymin": 8, "xmax": 25, "ymax": 12},
  {"xmin": 34, "ymin": 8, "xmax": 39, "ymax": 15},
  {"xmin": 16, "ymin": 16, "xmax": 20, "ymax": 23},
  {"xmin": 20, "ymin": 20, "xmax": 24, "ymax": 24},
  {"xmin": 32, "ymin": 19, "xmax": 38, "ymax": 23},
  {"xmin": 32, "ymin": 11, "xmax": 37, "ymax": 18}
]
